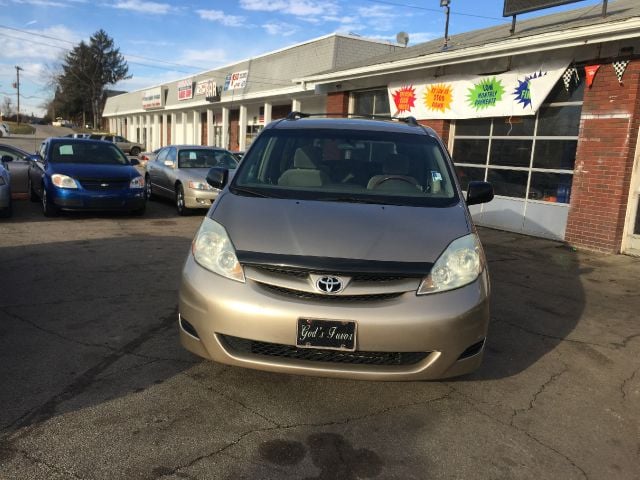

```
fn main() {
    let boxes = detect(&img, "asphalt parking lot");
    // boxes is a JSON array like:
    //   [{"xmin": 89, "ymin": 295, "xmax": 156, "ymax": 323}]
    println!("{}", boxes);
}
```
[{"xmin": 0, "ymin": 198, "xmax": 638, "ymax": 480}]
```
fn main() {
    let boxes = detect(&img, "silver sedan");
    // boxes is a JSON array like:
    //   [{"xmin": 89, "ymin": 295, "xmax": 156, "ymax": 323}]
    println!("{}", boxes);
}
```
[{"xmin": 145, "ymin": 145, "xmax": 238, "ymax": 215}]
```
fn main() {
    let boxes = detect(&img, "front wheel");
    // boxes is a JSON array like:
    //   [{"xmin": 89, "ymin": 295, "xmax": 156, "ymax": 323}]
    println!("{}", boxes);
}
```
[
  {"xmin": 176, "ymin": 184, "xmax": 190, "ymax": 216},
  {"xmin": 29, "ymin": 179, "xmax": 39, "ymax": 202},
  {"xmin": 42, "ymin": 188, "xmax": 58, "ymax": 217},
  {"xmin": 130, "ymin": 147, "xmax": 141, "ymax": 156},
  {"xmin": 145, "ymin": 175, "xmax": 154, "ymax": 200},
  {"xmin": 0, "ymin": 202, "xmax": 11, "ymax": 218}
]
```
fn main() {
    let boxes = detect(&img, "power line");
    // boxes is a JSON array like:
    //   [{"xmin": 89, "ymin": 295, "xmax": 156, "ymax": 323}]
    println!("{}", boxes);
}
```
[
  {"xmin": 360, "ymin": 0, "xmax": 504, "ymax": 21},
  {"xmin": 0, "ymin": 27, "xmax": 293, "ymax": 87}
]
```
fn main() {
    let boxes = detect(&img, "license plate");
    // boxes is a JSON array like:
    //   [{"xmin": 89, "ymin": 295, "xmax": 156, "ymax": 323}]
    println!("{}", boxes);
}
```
[{"xmin": 296, "ymin": 318, "xmax": 356, "ymax": 351}]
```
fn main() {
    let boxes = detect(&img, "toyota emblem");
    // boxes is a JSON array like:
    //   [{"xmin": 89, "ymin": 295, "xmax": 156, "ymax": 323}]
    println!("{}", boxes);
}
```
[{"xmin": 315, "ymin": 276, "xmax": 344, "ymax": 294}]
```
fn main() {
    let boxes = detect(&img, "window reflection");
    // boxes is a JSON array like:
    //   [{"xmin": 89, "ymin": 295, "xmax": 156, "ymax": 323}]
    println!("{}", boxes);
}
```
[
  {"xmin": 452, "ymin": 139, "xmax": 489, "ymax": 165},
  {"xmin": 487, "ymin": 169, "xmax": 528, "ymax": 198},
  {"xmin": 530, "ymin": 172, "xmax": 573, "ymax": 203}
]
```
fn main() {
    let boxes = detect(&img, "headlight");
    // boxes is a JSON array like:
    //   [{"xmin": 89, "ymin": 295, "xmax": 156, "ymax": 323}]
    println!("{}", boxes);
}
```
[
  {"xmin": 51, "ymin": 174, "xmax": 78, "ymax": 189},
  {"xmin": 188, "ymin": 181, "xmax": 214, "ymax": 191},
  {"xmin": 417, "ymin": 233, "xmax": 484, "ymax": 295},
  {"xmin": 130, "ymin": 176, "xmax": 145, "ymax": 188},
  {"xmin": 192, "ymin": 217, "xmax": 244, "ymax": 283}
]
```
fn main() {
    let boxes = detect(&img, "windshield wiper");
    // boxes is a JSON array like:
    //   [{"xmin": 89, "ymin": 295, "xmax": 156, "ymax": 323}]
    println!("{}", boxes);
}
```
[
  {"xmin": 321, "ymin": 195, "xmax": 402, "ymax": 206},
  {"xmin": 230, "ymin": 186, "xmax": 275, "ymax": 198}
]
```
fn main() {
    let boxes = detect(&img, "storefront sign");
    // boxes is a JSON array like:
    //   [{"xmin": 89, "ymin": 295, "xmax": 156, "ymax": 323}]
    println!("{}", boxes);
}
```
[
  {"xmin": 223, "ymin": 70, "xmax": 248, "ymax": 91},
  {"xmin": 142, "ymin": 87, "xmax": 163, "ymax": 110},
  {"xmin": 195, "ymin": 79, "xmax": 217, "ymax": 97},
  {"xmin": 388, "ymin": 59, "xmax": 570, "ymax": 119},
  {"xmin": 178, "ymin": 79, "xmax": 194, "ymax": 101}
]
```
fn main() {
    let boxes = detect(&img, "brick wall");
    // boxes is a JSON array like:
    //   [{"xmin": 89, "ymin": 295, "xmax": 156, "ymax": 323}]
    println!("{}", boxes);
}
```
[
  {"xmin": 565, "ymin": 58, "xmax": 640, "ymax": 254},
  {"xmin": 326, "ymin": 92, "xmax": 349, "ymax": 115},
  {"xmin": 418, "ymin": 119, "xmax": 451, "ymax": 146}
]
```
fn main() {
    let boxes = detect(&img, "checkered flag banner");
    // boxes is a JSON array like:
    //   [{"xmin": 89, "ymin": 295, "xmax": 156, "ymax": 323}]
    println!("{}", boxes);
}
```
[
  {"xmin": 613, "ymin": 60, "xmax": 630, "ymax": 83},
  {"xmin": 562, "ymin": 67, "xmax": 579, "ymax": 91}
]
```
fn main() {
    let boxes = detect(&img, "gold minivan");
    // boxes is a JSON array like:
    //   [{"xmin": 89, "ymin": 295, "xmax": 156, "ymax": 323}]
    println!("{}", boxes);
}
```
[{"xmin": 179, "ymin": 114, "xmax": 494, "ymax": 380}]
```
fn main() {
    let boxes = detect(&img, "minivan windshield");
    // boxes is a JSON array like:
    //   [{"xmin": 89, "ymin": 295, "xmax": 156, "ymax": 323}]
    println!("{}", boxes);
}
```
[
  {"xmin": 49, "ymin": 141, "xmax": 130, "ymax": 165},
  {"xmin": 233, "ymin": 128, "xmax": 459, "ymax": 207}
]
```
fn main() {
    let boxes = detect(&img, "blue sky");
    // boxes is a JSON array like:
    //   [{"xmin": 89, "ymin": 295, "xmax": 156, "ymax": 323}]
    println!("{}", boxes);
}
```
[{"xmin": 0, "ymin": 0, "xmax": 604, "ymax": 117}]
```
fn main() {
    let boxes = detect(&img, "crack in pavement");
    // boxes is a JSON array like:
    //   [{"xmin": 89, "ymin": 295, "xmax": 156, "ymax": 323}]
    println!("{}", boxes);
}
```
[
  {"xmin": 0, "ymin": 305, "xmax": 197, "ymax": 366},
  {"xmin": 155, "ymin": 389, "xmax": 455, "ymax": 479},
  {"xmin": 0, "ymin": 445, "xmax": 87, "ymax": 480},
  {"xmin": 0, "ymin": 288, "xmax": 178, "ymax": 309},
  {"xmin": 1, "ymin": 308, "xmax": 179, "ymax": 440},
  {"xmin": 181, "ymin": 371, "xmax": 280, "ymax": 428},
  {"xmin": 450, "ymin": 387, "xmax": 588, "ymax": 480},
  {"xmin": 509, "ymin": 364, "xmax": 569, "ymax": 425},
  {"xmin": 621, "ymin": 367, "xmax": 639, "ymax": 402},
  {"xmin": 492, "ymin": 318, "xmax": 623, "ymax": 351}
]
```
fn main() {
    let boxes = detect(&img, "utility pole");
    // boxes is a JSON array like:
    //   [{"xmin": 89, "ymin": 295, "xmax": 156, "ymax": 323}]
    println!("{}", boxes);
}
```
[
  {"xmin": 441, "ymin": 0, "xmax": 451, "ymax": 49},
  {"xmin": 15, "ymin": 66, "xmax": 23, "ymax": 125}
]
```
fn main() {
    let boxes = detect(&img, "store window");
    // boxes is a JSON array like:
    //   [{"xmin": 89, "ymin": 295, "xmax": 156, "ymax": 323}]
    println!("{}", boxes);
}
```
[
  {"xmin": 352, "ymin": 89, "xmax": 390, "ymax": 116},
  {"xmin": 452, "ymin": 72, "xmax": 584, "ymax": 204},
  {"xmin": 245, "ymin": 125, "xmax": 263, "ymax": 147}
]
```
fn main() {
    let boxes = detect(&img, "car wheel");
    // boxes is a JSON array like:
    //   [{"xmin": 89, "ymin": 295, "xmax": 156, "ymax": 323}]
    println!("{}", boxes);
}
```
[
  {"xmin": 42, "ymin": 188, "xmax": 58, "ymax": 217},
  {"xmin": 130, "ymin": 147, "xmax": 141, "ymax": 156},
  {"xmin": 176, "ymin": 184, "xmax": 190, "ymax": 216},
  {"xmin": 0, "ymin": 201, "xmax": 11, "ymax": 218},
  {"xmin": 131, "ymin": 204, "xmax": 146, "ymax": 216},
  {"xmin": 29, "ymin": 179, "xmax": 39, "ymax": 202},
  {"xmin": 145, "ymin": 175, "xmax": 154, "ymax": 200}
]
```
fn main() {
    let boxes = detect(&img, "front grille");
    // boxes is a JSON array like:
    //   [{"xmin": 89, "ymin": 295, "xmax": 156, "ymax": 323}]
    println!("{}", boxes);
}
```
[
  {"xmin": 251, "ymin": 265, "xmax": 417, "ymax": 282},
  {"xmin": 79, "ymin": 178, "xmax": 130, "ymax": 190},
  {"xmin": 221, "ymin": 335, "xmax": 429, "ymax": 366},
  {"xmin": 258, "ymin": 283, "xmax": 404, "ymax": 302}
]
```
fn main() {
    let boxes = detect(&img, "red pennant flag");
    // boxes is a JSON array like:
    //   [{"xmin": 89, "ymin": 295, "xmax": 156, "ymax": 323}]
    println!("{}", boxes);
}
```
[{"xmin": 585, "ymin": 65, "xmax": 601, "ymax": 88}]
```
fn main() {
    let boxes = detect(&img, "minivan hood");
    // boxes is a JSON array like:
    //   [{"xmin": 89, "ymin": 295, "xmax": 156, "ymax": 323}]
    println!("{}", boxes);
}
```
[{"xmin": 212, "ymin": 194, "xmax": 471, "ymax": 264}]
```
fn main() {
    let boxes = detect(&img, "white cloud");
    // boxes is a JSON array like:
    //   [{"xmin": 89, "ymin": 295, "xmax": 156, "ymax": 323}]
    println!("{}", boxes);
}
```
[
  {"xmin": 26, "ymin": 20, "xmax": 38, "ymax": 26},
  {"xmin": 0, "ymin": 25, "xmax": 78, "ymax": 61},
  {"xmin": 110, "ymin": 0, "xmax": 172, "ymax": 15},
  {"xmin": 408, "ymin": 32, "xmax": 438, "ymax": 44},
  {"xmin": 176, "ymin": 48, "xmax": 228, "ymax": 68},
  {"xmin": 11, "ymin": 0, "xmax": 87, "ymax": 6},
  {"xmin": 196, "ymin": 9, "xmax": 246, "ymax": 27},
  {"xmin": 356, "ymin": 5, "xmax": 395, "ymax": 18},
  {"xmin": 240, "ymin": 0, "xmax": 336, "ymax": 17},
  {"xmin": 262, "ymin": 22, "xmax": 298, "ymax": 37}
]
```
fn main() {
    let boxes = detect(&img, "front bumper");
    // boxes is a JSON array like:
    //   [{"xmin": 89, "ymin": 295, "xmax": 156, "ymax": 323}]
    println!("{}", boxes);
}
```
[
  {"xmin": 51, "ymin": 187, "xmax": 146, "ymax": 211},
  {"xmin": 184, "ymin": 187, "xmax": 221, "ymax": 209},
  {"xmin": 178, "ymin": 255, "xmax": 490, "ymax": 381}
]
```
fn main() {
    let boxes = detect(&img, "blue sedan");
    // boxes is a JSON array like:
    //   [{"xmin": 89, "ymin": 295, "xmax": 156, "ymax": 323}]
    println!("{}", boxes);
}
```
[{"xmin": 29, "ymin": 138, "xmax": 146, "ymax": 216}]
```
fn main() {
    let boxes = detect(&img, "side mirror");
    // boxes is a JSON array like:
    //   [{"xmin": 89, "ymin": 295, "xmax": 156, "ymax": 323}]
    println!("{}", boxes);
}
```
[
  {"xmin": 129, "ymin": 158, "xmax": 140, "ymax": 166},
  {"xmin": 163, "ymin": 160, "xmax": 175, "ymax": 168},
  {"xmin": 1, "ymin": 155, "xmax": 12, "ymax": 163},
  {"xmin": 466, "ymin": 181, "xmax": 494, "ymax": 206},
  {"xmin": 206, "ymin": 167, "xmax": 229, "ymax": 189}
]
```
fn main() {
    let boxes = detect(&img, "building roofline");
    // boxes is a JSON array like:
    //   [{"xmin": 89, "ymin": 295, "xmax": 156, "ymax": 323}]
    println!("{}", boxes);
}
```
[
  {"xmin": 116, "ymin": 33, "xmax": 403, "ymax": 96},
  {"xmin": 295, "ymin": 16, "xmax": 640, "ymax": 87}
]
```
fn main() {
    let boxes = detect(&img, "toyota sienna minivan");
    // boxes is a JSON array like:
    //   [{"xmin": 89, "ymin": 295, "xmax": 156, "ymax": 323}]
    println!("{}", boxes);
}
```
[{"xmin": 179, "ymin": 113, "xmax": 494, "ymax": 380}]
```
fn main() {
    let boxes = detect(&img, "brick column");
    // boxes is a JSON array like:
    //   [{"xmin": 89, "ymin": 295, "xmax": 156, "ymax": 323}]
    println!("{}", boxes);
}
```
[
  {"xmin": 418, "ymin": 119, "xmax": 451, "ymax": 145},
  {"xmin": 326, "ymin": 92, "xmax": 349, "ymax": 115},
  {"xmin": 565, "ymin": 59, "xmax": 640, "ymax": 253}
]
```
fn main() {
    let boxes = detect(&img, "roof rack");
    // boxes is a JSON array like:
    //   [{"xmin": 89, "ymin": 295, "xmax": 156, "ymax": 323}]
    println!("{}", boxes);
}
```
[{"xmin": 285, "ymin": 111, "xmax": 421, "ymax": 126}]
